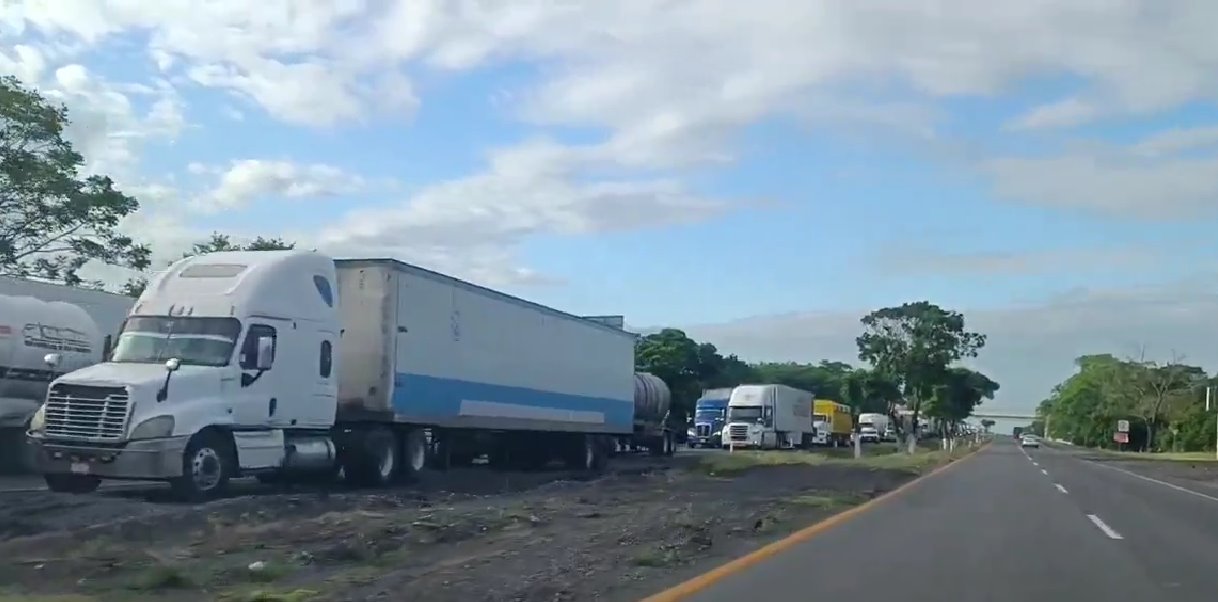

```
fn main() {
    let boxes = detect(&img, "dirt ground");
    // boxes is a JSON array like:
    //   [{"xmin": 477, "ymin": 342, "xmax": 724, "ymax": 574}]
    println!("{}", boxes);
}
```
[{"xmin": 0, "ymin": 450, "xmax": 950, "ymax": 602}]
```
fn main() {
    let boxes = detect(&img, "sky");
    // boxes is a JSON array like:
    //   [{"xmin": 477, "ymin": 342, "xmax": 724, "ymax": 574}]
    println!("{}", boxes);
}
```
[{"xmin": 4, "ymin": 0, "xmax": 1218, "ymax": 416}]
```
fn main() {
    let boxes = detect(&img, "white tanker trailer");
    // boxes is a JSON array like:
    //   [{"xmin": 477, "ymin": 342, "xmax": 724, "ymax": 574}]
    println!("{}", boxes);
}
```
[{"xmin": 0, "ymin": 294, "xmax": 106, "ymax": 472}]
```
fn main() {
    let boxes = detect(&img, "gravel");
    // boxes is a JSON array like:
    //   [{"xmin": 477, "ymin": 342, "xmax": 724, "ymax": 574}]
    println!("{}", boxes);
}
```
[{"xmin": 0, "ymin": 452, "xmax": 922, "ymax": 602}]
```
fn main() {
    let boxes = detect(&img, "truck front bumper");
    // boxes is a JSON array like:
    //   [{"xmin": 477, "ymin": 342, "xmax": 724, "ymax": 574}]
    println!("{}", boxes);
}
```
[{"xmin": 28, "ymin": 435, "xmax": 189, "ymax": 480}]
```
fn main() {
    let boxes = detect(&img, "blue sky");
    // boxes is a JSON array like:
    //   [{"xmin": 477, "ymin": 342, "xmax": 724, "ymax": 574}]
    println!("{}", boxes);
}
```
[{"xmin": 6, "ymin": 1, "xmax": 1218, "ymax": 410}]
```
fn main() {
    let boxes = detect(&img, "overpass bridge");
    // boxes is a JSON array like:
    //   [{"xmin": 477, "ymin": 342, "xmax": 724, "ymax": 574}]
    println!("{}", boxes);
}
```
[{"xmin": 971, "ymin": 411, "xmax": 1036, "ymax": 420}]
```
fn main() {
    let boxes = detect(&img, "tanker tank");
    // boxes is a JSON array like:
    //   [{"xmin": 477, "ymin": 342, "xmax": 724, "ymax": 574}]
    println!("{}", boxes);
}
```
[
  {"xmin": 633, "ymin": 372, "xmax": 671, "ymax": 426},
  {"xmin": 621, "ymin": 372, "xmax": 675, "ymax": 456},
  {"xmin": 0, "ymin": 294, "xmax": 103, "ymax": 473}
]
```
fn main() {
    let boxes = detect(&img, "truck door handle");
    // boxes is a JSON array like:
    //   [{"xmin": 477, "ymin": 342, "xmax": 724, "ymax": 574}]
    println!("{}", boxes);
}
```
[{"xmin": 269, "ymin": 398, "xmax": 277, "ymax": 416}]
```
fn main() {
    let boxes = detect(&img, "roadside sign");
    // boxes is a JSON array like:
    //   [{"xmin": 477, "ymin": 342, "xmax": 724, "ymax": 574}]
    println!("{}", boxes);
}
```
[
  {"xmin": 1113, "ymin": 432, "xmax": 1129, "ymax": 444},
  {"xmin": 1116, "ymin": 420, "xmax": 1130, "ymax": 433}
]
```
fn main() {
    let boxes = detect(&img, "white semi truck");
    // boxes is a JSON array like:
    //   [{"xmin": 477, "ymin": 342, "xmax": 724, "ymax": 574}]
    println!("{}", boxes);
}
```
[
  {"xmin": 1, "ymin": 284, "xmax": 131, "ymax": 473},
  {"xmin": 857, "ymin": 412, "xmax": 891, "ymax": 441},
  {"xmin": 27, "ymin": 251, "xmax": 641, "ymax": 499},
  {"xmin": 724, "ymin": 384, "xmax": 816, "ymax": 449}
]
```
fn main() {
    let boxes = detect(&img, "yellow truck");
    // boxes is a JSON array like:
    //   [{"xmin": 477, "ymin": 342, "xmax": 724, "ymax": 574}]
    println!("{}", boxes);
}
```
[{"xmin": 812, "ymin": 399, "xmax": 853, "ymax": 447}]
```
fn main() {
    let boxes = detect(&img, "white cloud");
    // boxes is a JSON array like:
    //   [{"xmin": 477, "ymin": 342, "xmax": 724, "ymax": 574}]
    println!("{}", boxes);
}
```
[
  {"xmin": 7, "ymin": 1, "xmax": 1218, "ymax": 292},
  {"xmin": 1007, "ymin": 97, "xmax": 1100, "ymax": 131},
  {"xmin": 192, "ymin": 160, "xmax": 368, "ymax": 211},
  {"xmin": 981, "ymin": 139, "xmax": 1218, "ymax": 218},
  {"xmin": 0, "ymin": 54, "xmax": 187, "ymax": 178},
  {"xmin": 317, "ymin": 139, "xmax": 738, "ymax": 287},
  {"xmin": 869, "ymin": 246, "xmax": 1164, "ymax": 276},
  {"xmin": 682, "ymin": 279, "xmax": 1218, "ymax": 413}
]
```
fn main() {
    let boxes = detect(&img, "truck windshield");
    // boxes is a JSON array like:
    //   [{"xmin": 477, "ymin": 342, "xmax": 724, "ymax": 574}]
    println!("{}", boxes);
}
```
[
  {"xmin": 695, "ymin": 410, "xmax": 724, "ymax": 421},
  {"xmin": 110, "ymin": 316, "xmax": 241, "ymax": 367},
  {"xmin": 812, "ymin": 413, "xmax": 828, "ymax": 422},
  {"xmin": 728, "ymin": 406, "xmax": 763, "ymax": 422}
]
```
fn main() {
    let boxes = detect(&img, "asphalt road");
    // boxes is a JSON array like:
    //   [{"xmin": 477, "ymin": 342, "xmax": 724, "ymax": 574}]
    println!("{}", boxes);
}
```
[{"xmin": 678, "ymin": 438, "xmax": 1218, "ymax": 602}]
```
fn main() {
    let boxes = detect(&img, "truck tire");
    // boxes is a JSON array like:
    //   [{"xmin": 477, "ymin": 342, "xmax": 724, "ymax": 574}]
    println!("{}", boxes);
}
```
[
  {"xmin": 171, "ymin": 431, "xmax": 233, "ymax": 501},
  {"xmin": 663, "ymin": 432, "xmax": 676, "ymax": 457},
  {"xmin": 398, "ymin": 428, "xmax": 427, "ymax": 482},
  {"xmin": 344, "ymin": 427, "xmax": 397, "ymax": 487},
  {"xmin": 44, "ymin": 474, "xmax": 101, "ymax": 494},
  {"xmin": 567, "ymin": 434, "xmax": 606, "ymax": 472}
]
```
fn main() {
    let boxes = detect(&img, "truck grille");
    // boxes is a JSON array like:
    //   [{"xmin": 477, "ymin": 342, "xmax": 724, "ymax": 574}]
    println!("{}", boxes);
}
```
[
  {"xmin": 43, "ymin": 384, "xmax": 131, "ymax": 441},
  {"xmin": 729, "ymin": 424, "xmax": 748, "ymax": 440},
  {"xmin": 696, "ymin": 424, "xmax": 711, "ymax": 437}
]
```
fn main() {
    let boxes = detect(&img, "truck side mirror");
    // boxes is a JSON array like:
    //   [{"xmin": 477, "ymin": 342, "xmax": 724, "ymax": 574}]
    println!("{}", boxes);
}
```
[
  {"xmin": 255, "ymin": 337, "xmax": 274, "ymax": 370},
  {"xmin": 43, "ymin": 353, "xmax": 62, "ymax": 368}
]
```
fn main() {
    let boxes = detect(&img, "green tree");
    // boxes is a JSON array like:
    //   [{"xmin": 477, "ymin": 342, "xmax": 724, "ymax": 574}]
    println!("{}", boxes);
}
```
[
  {"xmin": 120, "ymin": 232, "xmax": 295, "ymax": 297},
  {"xmin": 840, "ymin": 367, "xmax": 901, "ymax": 424},
  {"xmin": 752, "ymin": 360, "xmax": 853, "ymax": 400},
  {"xmin": 0, "ymin": 75, "xmax": 150, "ymax": 286},
  {"xmin": 924, "ymin": 367, "xmax": 999, "ymax": 434},
  {"xmin": 1038, "ymin": 353, "xmax": 1212, "ymax": 452},
  {"xmin": 856, "ymin": 301, "xmax": 986, "ymax": 452},
  {"xmin": 635, "ymin": 329, "xmax": 708, "ymax": 426},
  {"xmin": 1126, "ymin": 354, "xmax": 1207, "ymax": 451}
]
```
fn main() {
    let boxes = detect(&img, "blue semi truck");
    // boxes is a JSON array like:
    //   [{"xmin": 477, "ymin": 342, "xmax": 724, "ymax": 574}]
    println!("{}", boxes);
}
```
[{"xmin": 686, "ymin": 387, "xmax": 733, "ymax": 448}]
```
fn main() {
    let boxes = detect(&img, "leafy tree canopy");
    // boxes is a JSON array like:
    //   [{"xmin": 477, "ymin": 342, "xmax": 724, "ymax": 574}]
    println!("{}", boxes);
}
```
[
  {"xmin": 0, "ymin": 75, "xmax": 150, "ymax": 287},
  {"xmin": 1036, "ymin": 352, "xmax": 1213, "ymax": 452}
]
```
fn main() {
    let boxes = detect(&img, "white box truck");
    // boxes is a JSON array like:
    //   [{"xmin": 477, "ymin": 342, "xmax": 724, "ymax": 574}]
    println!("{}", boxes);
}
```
[
  {"xmin": 724, "ymin": 384, "xmax": 815, "ymax": 449},
  {"xmin": 26, "ymin": 251, "xmax": 639, "ymax": 499}
]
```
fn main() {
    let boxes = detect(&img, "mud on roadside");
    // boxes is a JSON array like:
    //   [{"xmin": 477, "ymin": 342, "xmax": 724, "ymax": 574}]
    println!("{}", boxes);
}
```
[{"xmin": 0, "ymin": 456, "xmax": 926, "ymax": 602}]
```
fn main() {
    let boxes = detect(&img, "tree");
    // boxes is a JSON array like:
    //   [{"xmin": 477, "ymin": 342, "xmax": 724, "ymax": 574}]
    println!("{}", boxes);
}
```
[
  {"xmin": 121, "ymin": 232, "xmax": 295, "ymax": 297},
  {"xmin": 635, "ymin": 329, "xmax": 711, "ymax": 426},
  {"xmin": 752, "ymin": 360, "xmax": 853, "ymax": 400},
  {"xmin": 0, "ymin": 75, "xmax": 150, "ymax": 286},
  {"xmin": 924, "ymin": 367, "xmax": 999, "ymax": 434},
  {"xmin": 1125, "ymin": 351, "xmax": 1207, "ymax": 451},
  {"xmin": 845, "ymin": 368, "xmax": 901, "ymax": 414},
  {"xmin": 1037, "ymin": 353, "xmax": 1212, "ymax": 452},
  {"xmin": 856, "ymin": 301, "xmax": 986, "ymax": 452}
]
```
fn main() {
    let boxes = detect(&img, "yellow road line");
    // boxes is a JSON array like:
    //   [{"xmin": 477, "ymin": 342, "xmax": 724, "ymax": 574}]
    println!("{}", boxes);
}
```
[{"xmin": 640, "ymin": 442, "xmax": 992, "ymax": 602}]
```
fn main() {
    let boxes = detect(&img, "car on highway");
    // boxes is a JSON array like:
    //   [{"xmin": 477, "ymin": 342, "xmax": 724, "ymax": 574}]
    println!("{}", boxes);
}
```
[{"xmin": 1020, "ymin": 435, "xmax": 1040, "ymax": 448}]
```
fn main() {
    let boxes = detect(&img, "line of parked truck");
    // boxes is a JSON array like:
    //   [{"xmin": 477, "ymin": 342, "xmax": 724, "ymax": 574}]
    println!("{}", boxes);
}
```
[
  {"xmin": 5, "ymin": 250, "xmax": 683, "ymax": 500},
  {"xmin": 2, "ymin": 248, "xmax": 934, "ymax": 502},
  {"xmin": 685, "ymin": 385, "xmax": 899, "ymax": 450}
]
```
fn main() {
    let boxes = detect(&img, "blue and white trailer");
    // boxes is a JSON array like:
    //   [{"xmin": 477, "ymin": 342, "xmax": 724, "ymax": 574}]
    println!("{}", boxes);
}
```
[{"xmin": 27, "ymin": 251, "xmax": 638, "ymax": 499}]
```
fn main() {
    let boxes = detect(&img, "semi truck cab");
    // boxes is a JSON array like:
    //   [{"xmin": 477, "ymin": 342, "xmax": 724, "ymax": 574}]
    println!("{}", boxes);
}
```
[
  {"xmin": 687, "ymin": 389, "xmax": 731, "ymax": 448},
  {"xmin": 27, "ymin": 251, "xmax": 352, "ymax": 498}
]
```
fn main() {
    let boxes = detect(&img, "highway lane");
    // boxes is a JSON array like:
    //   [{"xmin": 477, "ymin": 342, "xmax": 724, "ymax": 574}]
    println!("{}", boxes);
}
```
[
  {"xmin": 1026, "ymin": 443, "xmax": 1218, "ymax": 599},
  {"xmin": 679, "ymin": 440, "xmax": 1167, "ymax": 602}
]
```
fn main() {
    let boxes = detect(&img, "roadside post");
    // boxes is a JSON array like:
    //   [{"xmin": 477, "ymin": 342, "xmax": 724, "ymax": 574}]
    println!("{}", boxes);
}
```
[{"xmin": 1207, "ymin": 386, "xmax": 1217, "ymax": 461}]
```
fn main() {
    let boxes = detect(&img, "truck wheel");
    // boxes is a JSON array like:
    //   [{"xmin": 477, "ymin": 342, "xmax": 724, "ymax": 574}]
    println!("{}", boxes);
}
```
[
  {"xmin": 663, "ymin": 432, "xmax": 676, "ymax": 457},
  {"xmin": 172, "ymin": 431, "xmax": 232, "ymax": 501},
  {"xmin": 398, "ymin": 428, "xmax": 427, "ymax": 481},
  {"xmin": 567, "ymin": 435, "xmax": 606, "ymax": 472},
  {"xmin": 44, "ymin": 474, "xmax": 101, "ymax": 494},
  {"xmin": 345, "ymin": 427, "xmax": 397, "ymax": 487}
]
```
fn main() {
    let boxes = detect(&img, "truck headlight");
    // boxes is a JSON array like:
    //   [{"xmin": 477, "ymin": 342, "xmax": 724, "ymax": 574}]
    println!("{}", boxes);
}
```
[
  {"xmin": 687, "ymin": 428, "xmax": 697, "ymax": 437},
  {"xmin": 28, "ymin": 405, "xmax": 46, "ymax": 433},
  {"xmin": 129, "ymin": 415, "xmax": 175, "ymax": 440},
  {"xmin": 712, "ymin": 429, "xmax": 722, "ymax": 437}
]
